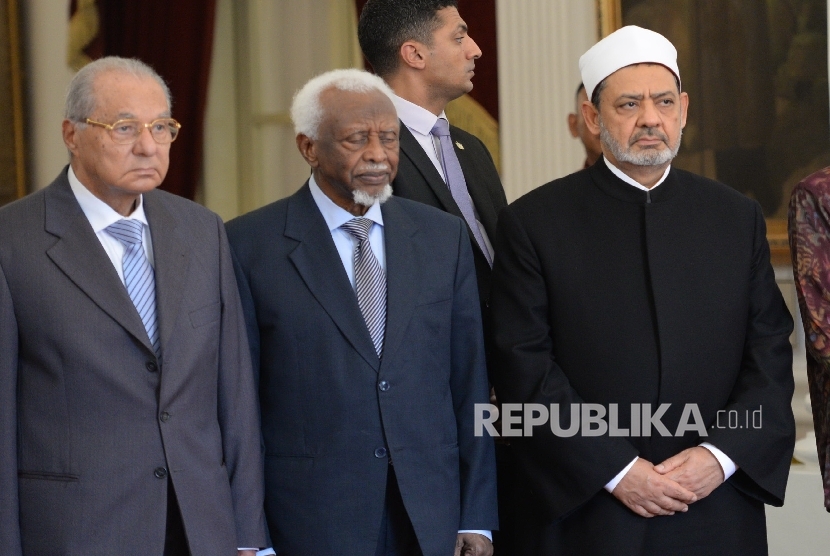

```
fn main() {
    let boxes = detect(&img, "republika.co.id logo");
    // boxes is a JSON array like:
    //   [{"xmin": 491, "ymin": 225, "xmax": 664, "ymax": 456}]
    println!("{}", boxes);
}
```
[{"xmin": 474, "ymin": 403, "xmax": 763, "ymax": 438}]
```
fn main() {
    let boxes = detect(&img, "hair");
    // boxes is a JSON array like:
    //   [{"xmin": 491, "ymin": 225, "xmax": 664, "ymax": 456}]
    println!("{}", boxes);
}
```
[
  {"xmin": 64, "ymin": 56, "xmax": 172, "ymax": 123},
  {"xmin": 358, "ymin": 0, "xmax": 458, "ymax": 77},
  {"xmin": 290, "ymin": 69, "xmax": 396, "ymax": 139}
]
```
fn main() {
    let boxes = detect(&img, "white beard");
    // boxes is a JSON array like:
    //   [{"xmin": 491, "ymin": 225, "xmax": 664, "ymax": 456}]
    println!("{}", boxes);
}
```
[{"xmin": 353, "ymin": 184, "xmax": 393, "ymax": 207}]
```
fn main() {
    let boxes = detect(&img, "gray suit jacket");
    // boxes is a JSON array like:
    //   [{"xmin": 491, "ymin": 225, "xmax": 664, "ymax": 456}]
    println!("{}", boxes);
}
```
[
  {"xmin": 227, "ymin": 184, "xmax": 498, "ymax": 556},
  {"xmin": 0, "ymin": 168, "xmax": 268, "ymax": 555}
]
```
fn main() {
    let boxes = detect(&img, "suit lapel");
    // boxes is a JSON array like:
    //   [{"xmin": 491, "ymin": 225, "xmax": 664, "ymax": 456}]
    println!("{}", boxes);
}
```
[
  {"xmin": 398, "ymin": 123, "xmax": 464, "ymax": 219},
  {"xmin": 378, "ymin": 199, "xmax": 419, "ymax": 370},
  {"xmin": 44, "ymin": 174, "xmax": 155, "ymax": 354},
  {"xmin": 286, "ymin": 185, "xmax": 380, "ymax": 371},
  {"xmin": 143, "ymin": 191, "xmax": 190, "ymax": 360},
  {"xmin": 450, "ymin": 126, "xmax": 499, "ymax": 239}
]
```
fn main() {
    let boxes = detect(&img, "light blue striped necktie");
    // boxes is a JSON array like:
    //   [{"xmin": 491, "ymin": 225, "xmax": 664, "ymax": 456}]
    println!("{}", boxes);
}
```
[
  {"xmin": 106, "ymin": 219, "xmax": 160, "ymax": 356},
  {"xmin": 341, "ymin": 217, "xmax": 386, "ymax": 358}
]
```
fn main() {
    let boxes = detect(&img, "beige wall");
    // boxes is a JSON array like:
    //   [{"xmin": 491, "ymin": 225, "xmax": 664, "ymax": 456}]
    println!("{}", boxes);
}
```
[{"xmin": 21, "ymin": 0, "xmax": 75, "ymax": 190}]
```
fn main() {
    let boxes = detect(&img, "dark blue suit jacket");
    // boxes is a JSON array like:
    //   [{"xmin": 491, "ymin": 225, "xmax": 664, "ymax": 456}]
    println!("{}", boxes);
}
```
[{"xmin": 226, "ymin": 184, "xmax": 498, "ymax": 556}]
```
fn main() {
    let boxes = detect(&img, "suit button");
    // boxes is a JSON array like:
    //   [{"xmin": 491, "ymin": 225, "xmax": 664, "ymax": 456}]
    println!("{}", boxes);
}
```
[
  {"xmin": 160, "ymin": 412, "xmax": 170, "ymax": 422},
  {"xmin": 154, "ymin": 467, "xmax": 167, "ymax": 479},
  {"xmin": 378, "ymin": 380, "xmax": 390, "ymax": 392},
  {"xmin": 146, "ymin": 361, "xmax": 158, "ymax": 373},
  {"xmin": 374, "ymin": 447, "xmax": 388, "ymax": 459}
]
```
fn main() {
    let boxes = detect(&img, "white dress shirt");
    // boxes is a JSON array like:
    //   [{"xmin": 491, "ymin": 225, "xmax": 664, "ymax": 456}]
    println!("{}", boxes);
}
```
[
  {"xmin": 601, "ymin": 157, "xmax": 737, "ymax": 492},
  {"xmin": 69, "ymin": 166, "xmax": 276, "ymax": 556},
  {"xmin": 68, "ymin": 165, "xmax": 154, "ymax": 282},
  {"xmin": 309, "ymin": 175, "xmax": 386, "ymax": 281},
  {"xmin": 309, "ymin": 176, "xmax": 491, "ymax": 543},
  {"xmin": 392, "ymin": 94, "xmax": 494, "ymax": 261}
]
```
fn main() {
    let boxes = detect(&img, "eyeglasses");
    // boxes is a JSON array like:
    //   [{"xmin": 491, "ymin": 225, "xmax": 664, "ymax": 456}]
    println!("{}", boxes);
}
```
[{"xmin": 84, "ymin": 118, "xmax": 182, "ymax": 145}]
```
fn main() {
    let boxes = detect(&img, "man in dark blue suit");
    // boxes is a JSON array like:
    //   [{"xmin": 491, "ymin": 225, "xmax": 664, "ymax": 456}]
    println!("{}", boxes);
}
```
[{"xmin": 226, "ymin": 69, "xmax": 497, "ymax": 556}]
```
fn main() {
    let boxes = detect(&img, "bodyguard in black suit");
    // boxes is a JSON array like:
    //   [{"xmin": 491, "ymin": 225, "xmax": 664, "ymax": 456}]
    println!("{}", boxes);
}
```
[
  {"xmin": 227, "ymin": 69, "xmax": 497, "ymax": 556},
  {"xmin": 358, "ymin": 0, "xmax": 507, "ymax": 312}
]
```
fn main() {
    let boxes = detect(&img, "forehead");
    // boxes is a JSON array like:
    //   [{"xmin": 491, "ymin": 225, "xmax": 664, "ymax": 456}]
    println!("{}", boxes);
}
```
[
  {"xmin": 320, "ymin": 87, "xmax": 398, "ymax": 131},
  {"xmin": 434, "ymin": 6, "xmax": 465, "ymax": 33},
  {"xmin": 91, "ymin": 70, "xmax": 169, "ymax": 117},
  {"xmin": 604, "ymin": 63, "xmax": 679, "ymax": 95}
]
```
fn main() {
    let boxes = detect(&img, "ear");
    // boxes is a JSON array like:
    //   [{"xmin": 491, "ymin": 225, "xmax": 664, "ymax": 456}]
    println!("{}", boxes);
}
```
[
  {"xmin": 582, "ymin": 100, "xmax": 601, "ymax": 136},
  {"xmin": 400, "ymin": 40, "xmax": 427, "ymax": 70},
  {"xmin": 296, "ymin": 134, "xmax": 319, "ymax": 168},
  {"xmin": 62, "ymin": 119, "xmax": 80, "ymax": 156},
  {"xmin": 679, "ymin": 91, "xmax": 689, "ymax": 129},
  {"xmin": 567, "ymin": 113, "xmax": 579, "ymax": 138}
]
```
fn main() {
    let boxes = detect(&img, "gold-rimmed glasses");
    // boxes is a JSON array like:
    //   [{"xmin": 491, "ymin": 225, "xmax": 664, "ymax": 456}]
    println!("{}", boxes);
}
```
[{"xmin": 84, "ymin": 118, "xmax": 182, "ymax": 145}]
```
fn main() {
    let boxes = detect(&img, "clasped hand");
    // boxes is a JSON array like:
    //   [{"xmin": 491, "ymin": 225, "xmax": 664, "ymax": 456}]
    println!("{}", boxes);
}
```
[{"xmin": 612, "ymin": 447, "xmax": 724, "ymax": 518}]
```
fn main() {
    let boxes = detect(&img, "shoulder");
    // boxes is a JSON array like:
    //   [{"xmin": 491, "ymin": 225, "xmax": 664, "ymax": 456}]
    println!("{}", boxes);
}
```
[
  {"xmin": 672, "ymin": 168, "xmax": 760, "ymax": 213},
  {"xmin": 146, "ymin": 188, "xmax": 223, "ymax": 231},
  {"xmin": 508, "ymin": 169, "xmax": 590, "ymax": 216},
  {"xmin": 792, "ymin": 166, "xmax": 830, "ymax": 201},
  {"xmin": 226, "ymin": 196, "xmax": 291, "ymax": 241}
]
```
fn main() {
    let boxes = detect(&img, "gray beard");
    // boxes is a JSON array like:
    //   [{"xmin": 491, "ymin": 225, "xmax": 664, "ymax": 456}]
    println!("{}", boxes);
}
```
[
  {"xmin": 353, "ymin": 184, "xmax": 393, "ymax": 207},
  {"xmin": 599, "ymin": 118, "xmax": 681, "ymax": 167}
]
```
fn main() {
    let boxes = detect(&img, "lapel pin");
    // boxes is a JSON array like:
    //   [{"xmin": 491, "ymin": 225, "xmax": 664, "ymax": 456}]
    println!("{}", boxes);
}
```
[{"xmin": 455, "ymin": 141, "xmax": 464, "ymax": 150}]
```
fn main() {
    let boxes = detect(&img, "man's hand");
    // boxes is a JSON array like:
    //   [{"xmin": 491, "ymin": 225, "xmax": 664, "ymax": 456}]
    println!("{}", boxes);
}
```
[
  {"xmin": 611, "ymin": 457, "xmax": 697, "ymax": 518},
  {"xmin": 655, "ymin": 446, "xmax": 724, "ymax": 500},
  {"xmin": 238, "ymin": 551, "xmax": 256, "ymax": 556},
  {"xmin": 455, "ymin": 533, "xmax": 493, "ymax": 556}
]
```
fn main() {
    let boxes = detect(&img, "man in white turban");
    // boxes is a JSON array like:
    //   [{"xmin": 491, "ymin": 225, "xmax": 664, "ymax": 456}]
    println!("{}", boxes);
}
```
[{"xmin": 490, "ymin": 25, "xmax": 795, "ymax": 555}]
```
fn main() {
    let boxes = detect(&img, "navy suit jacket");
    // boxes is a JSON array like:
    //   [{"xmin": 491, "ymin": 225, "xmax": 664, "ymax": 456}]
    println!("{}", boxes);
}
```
[{"xmin": 226, "ymin": 184, "xmax": 498, "ymax": 556}]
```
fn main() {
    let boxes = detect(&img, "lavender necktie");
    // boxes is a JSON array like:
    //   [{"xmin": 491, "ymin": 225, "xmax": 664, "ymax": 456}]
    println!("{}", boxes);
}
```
[
  {"xmin": 106, "ymin": 219, "xmax": 160, "ymax": 356},
  {"xmin": 430, "ymin": 118, "xmax": 493, "ymax": 267},
  {"xmin": 341, "ymin": 218, "xmax": 386, "ymax": 358}
]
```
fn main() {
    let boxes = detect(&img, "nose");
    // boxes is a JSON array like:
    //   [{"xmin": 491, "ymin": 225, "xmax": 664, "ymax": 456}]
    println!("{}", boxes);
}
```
[
  {"xmin": 638, "ymin": 99, "xmax": 661, "ymax": 129},
  {"xmin": 467, "ymin": 36, "xmax": 482, "ymax": 60},
  {"xmin": 132, "ymin": 125, "xmax": 158, "ymax": 155},
  {"xmin": 363, "ymin": 133, "xmax": 387, "ymax": 162}
]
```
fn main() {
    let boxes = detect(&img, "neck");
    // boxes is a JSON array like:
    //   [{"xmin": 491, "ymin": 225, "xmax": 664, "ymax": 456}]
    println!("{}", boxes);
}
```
[
  {"xmin": 605, "ymin": 155, "xmax": 670, "ymax": 189},
  {"xmin": 314, "ymin": 172, "xmax": 370, "ymax": 217},
  {"xmin": 386, "ymin": 73, "xmax": 450, "ymax": 116},
  {"xmin": 71, "ymin": 162, "xmax": 140, "ymax": 216}
]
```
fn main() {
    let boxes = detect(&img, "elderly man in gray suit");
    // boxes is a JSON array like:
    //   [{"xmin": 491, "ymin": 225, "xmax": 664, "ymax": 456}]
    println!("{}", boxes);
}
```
[{"xmin": 0, "ymin": 57, "xmax": 269, "ymax": 556}]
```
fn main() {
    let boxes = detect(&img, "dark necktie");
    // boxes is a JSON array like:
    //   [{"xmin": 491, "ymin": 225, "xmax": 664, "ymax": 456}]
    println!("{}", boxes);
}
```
[
  {"xmin": 106, "ymin": 219, "xmax": 160, "ymax": 356},
  {"xmin": 341, "ymin": 217, "xmax": 386, "ymax": 357},
  {"xmin": 430, "ymin": 117, "xmax": 493, "ymax": 266}
]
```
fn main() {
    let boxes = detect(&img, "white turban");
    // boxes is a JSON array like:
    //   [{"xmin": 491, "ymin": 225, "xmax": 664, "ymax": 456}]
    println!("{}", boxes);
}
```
[{"xmin": 579, "ymin": 25, "xmax": 680, "ymax": 101}]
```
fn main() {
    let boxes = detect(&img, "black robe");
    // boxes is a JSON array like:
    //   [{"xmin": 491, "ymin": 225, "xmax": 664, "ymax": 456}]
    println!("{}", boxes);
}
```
[{"xmin": 490, "ymin": 159, "xmax": 795, "ymax": 555}]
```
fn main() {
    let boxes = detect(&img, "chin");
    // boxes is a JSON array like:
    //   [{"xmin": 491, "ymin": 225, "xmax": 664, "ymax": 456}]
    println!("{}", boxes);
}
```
[{"xmin": 353, "ymin": 184, "xmax": 393, "ymax": 207}]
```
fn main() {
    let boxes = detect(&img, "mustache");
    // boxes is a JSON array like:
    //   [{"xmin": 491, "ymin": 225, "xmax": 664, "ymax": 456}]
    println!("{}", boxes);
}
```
[
  {"xmin": 629, "ymin": 127, "xmax": 669, "ymax": 145},
  {"xmin": 358, "ymin": 163, "xmax": 391, "ymax": 173}
]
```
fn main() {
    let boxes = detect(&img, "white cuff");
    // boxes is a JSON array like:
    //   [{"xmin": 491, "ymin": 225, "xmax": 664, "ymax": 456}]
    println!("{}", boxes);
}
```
[
  {"xmin": 459, "ymin": 530, "xmax": 493, "ymax": 542},
  {"xmin": 604, "ymin": 456, "xmax": 638, "ymax": 492},
  {"xmin": 699, "ymin": 442, "xmax": 737, "ymax": 480},
  {"xmin": 252, "ymin": 549, "xmax": 276, "ymax": 556}
]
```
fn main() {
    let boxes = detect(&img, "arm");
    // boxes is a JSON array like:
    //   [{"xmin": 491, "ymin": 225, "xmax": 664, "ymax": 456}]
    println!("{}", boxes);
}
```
[
  {"xmin": 790, "ymin": 181, "xmax": 830, "ymax": 480},
  {"xmin": 0, "ymin": 261, "xmax": 23, "ymax": 554},
  {"xmin": 702, "ymin": 201, "xmax": 795, "ymax": 505},
  {"xmin": 215, "ymin": 217, "xmax": 269, "ymax": 549},
  {"xmin": 449, "ymin": 219, "xmax": 499, "ymax": 533}
]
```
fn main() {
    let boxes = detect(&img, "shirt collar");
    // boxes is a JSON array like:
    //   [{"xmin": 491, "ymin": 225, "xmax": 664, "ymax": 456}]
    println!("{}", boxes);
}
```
[
  {"xmin": 392, "ymin": 94, "xmax": 448, "ymax": 137},
  {"xmin": 603, "ymin": 157, "xmax": 671, "ymax": 192},
  {"xmin": 308, "ymin": 175, "xmax": 384, "ymax": 232},
  {"xmin": 67, "ymin": 165, "xmax": 149, "ymax": 233}
]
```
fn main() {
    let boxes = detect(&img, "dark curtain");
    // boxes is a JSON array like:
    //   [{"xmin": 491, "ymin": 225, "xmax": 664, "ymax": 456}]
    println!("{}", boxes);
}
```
[
  {"xmin": 354, "ymin": 0, "xmax": 499, "ymax": 121},
  {"xmin": 92, "ymin": 0, "xmax": 217, "ymax": 200}
]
